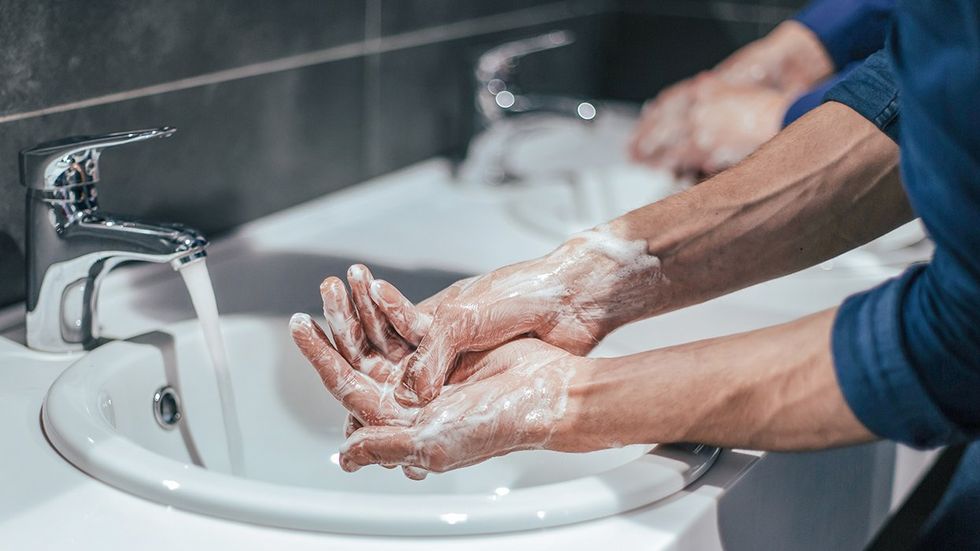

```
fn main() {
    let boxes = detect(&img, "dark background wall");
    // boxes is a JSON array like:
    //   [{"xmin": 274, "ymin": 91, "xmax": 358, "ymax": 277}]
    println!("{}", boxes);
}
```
[{"xmin": 0, "ymin": 0, "xmax": 802, "ymax": 309}]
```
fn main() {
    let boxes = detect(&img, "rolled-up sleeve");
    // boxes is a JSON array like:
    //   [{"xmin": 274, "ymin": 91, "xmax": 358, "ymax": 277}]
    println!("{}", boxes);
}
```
[
  {"xmin": 832, "ymin": 265, "xmax": 979, "ymax": 448},
  {"xmin": 794, "ymin": 0, "xmax": 896, "ymax": 69},
  {"xmin": 783, "ymin": 61, "xmax": 860, "ymax": 127},
  {"xmin": 823, "ymin": 49, "xmax": 900, "ymax": 141},
  {"xmin": 830, "ymin": 0, "xmax": 980, "ymax": 451}
]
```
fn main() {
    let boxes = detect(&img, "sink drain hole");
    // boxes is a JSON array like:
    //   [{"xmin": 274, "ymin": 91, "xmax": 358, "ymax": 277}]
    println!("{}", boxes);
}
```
[{"xmin": 153, "ymin": 386, "xmax": 182, "ymax": 429}]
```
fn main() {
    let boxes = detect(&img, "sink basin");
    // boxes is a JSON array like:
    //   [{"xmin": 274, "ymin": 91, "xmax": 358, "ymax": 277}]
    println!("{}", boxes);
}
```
[{"xmin": 42, "ymin": 315, "xmax": 718, "ymax": 535}]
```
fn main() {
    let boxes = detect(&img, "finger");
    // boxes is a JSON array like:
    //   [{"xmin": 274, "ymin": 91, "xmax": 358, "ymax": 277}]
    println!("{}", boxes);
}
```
[
  {"xmin": 344, "ymin": 417, "xmax": 396, "ymax": 468},
  {"xmin": 636, "ymin": 115, "xmax": 684, "ymax": 164},
  {"xmin": 289, "ymin": 313, "xmax": 384, "ymax": 423},
  {"xmin": 369, "ymin": 279, "xmax": 432, "ymax": 346},
  {"xmin": 338, "ymin": 452, "xmax": 360, "ymax": 472},
  {"xmin": 448, "ymin": 338, "xmax": 559, "ymax": 384},
  {"xmin": 347, "ymin": 265, "xmax": 410, "ymax": 359},
  {"xmin": 402, "ymin": 466, "xmax": 429, "ymax": 480},
  {"xmin": 319, "ymin": 277, "xmax": 371, "ymax": 366},
  {"xmin": 629, "ymin": 113, "xmax": 662, "ymax": 161},
  {"xmin": 448, "ymin": 350, "xmax": 508, "ymax": 385},
  {"xmin": 341, "ymin": 425, "xmax": 421, "ymax": 470},
  {"xmin": 344, "ymin": 414, "xmax": 362, "ymax": 438},
  {"xmin": 396, "ymin": 331, "xmax": 457, "ymax": 406}
]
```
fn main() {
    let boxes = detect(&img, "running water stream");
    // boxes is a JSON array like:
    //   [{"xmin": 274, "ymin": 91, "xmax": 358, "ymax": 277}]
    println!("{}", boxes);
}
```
[{"xmin": 178, "ymin": 259, "xmax": 245, "ymax": 475}]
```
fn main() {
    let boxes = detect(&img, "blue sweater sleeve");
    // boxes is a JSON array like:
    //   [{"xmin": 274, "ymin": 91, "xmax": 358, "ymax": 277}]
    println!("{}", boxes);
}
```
[
  {"xmin": 823, "ymin": 49, "xmax": 900, "ymax": 142},
  {"xmin": 794, "ymin": 0, "xmax": 896, "ymax": 69},
  {"xmin": 782, "ymin": 61, "xmax": 861, "ymax": 127},
  {"xmin": 831, "ymin": 0, "xmax": 980, "ymax": 449}
]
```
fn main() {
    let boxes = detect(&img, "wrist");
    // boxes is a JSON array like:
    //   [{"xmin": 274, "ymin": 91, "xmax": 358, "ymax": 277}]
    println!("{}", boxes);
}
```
[
  {"xmin": 763, "ymin": 21, "xmax": 834, "ymax": 93},
  {"xmin": 549, "ymin": 224, "xmax": 665, "ymax": 337},
  {"xmin": 547, "ymin": 356, "xmax": 609, "ymax": 453},
  {"xmin": 716, "ymin": 20, "xmax": 833, "ymax": 94},
  {"xmin": 549, "ymin": 352, "xmax": 697, "ymax": 452}
]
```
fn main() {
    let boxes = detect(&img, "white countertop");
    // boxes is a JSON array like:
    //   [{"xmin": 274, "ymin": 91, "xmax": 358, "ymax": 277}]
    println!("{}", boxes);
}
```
[{"xmin": 0, "ymin": 159, "xmax": 937, "ymax": 550}]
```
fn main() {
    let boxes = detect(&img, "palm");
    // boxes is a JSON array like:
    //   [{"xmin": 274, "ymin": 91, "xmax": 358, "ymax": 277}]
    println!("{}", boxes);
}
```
[{"xmin": 291, "ymin": 306, "xmax": 573, "ymax": 475}]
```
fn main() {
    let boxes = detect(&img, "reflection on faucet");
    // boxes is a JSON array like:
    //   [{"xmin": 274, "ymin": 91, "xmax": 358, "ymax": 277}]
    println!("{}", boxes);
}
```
[
  {"xmin": 474, "ymin": 30, "xmax": 597, "ymax": 126},
  {"xmin": 462, "ymin": 30, "xmax": 606, "ymax": 185},
  {"xmin": 20, "ymin": 127, "xmax": 209, "ymax": 352}
]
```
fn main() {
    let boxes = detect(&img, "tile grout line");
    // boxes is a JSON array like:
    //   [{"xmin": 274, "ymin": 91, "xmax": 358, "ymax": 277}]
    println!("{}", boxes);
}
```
[{"xmin": 0, "ymin": 2, "xmax": 589, "ymax": 125}]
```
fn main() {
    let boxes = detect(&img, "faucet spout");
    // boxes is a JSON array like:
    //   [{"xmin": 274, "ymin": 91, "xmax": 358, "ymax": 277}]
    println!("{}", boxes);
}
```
[{"xmin": 62, "ymin": 213, "xmax": 209, "ymax": 268}]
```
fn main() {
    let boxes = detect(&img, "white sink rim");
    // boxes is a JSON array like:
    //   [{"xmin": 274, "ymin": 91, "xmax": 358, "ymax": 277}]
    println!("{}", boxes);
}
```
[{"xmin": 42, "ymin": 315, "xmax": 720, "ymax": 536}]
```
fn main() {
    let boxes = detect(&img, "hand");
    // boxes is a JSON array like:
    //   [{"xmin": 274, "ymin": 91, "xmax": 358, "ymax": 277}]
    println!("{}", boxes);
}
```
[
  {"xmin": 291, "ymin": 310, "xmax": 584, "ymax": 476},
  {"xmin": 307, "ymin": 264, "xmax": 513, "ymax": 478},
  {"xmin": 312, "ymin": 265, "xmax": 473, "ymax": 470},
  {"xmin": 629, "ymin": 20, "xmax": 832, "ymax": 177},
  {"xmin": 377, "ymin": 224, "xmax": 662, "ymax": 407},
  {"xmin": 630, "ymin": 72, "xmax": 791, "ymax": 176},
  {"xmin": 714, "ymin": 20, "xmax": 833, "ymax": 93}
]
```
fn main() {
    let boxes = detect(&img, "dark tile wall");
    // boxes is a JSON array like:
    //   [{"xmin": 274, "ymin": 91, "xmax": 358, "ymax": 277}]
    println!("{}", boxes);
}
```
[
  {"xmin": 0, "ymin": 0, "xmax": 366, "ymax": 118},
  {"xmin": 0, "ymin": 0, "xmax": 800, "ymax": 309}
]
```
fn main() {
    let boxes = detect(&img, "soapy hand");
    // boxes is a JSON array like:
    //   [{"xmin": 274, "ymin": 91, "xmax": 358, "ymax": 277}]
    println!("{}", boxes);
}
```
[
  {"xmin": 291, "ymin": 309, "xmax": 583, "ymax": 476},
  {"xmin": 629, "ymin": 72, "xmax": 790, "ymax": 177},
  {"xmin": 382, "ymin": 224, "xmax": 662, "ymax": 407},
  {"xmin": 316, "ymin": 265, "xmax": 473, "ymax": 450},
  {"xmin": 303, "ymin": 264, "xmax": 519, "ymax": 477},
  {"xmin": 629, "ymin": 21, "xmax": 832, "ymax": 177}
]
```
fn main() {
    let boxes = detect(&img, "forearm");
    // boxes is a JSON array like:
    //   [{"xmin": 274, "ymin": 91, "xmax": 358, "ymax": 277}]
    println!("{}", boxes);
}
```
[
  {"xmin": 554, "ymin": 308, "xmax": 874, "ymax": 452},
  {"xmin": 610, "ymin": 101, "xmax": 909, "ymax": 321}
]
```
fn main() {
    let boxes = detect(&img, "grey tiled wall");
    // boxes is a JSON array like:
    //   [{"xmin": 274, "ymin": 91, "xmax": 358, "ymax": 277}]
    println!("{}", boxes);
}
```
[{"xmin": 0, "ymin": 0, "xmax": 800, "ymax": 309}]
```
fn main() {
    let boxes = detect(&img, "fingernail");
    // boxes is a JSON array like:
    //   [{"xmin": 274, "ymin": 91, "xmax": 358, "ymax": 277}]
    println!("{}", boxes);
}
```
[
  {"xmin": 369, "ymin": 279, "xmax": 385, "ymax": 302},
  {"xmin": 289, "ymin": 313, "xmax": 313, "ymax": 332},
  {"xmin": 348, "ymin": 264, "xmax": 368, "ymax": 282}
]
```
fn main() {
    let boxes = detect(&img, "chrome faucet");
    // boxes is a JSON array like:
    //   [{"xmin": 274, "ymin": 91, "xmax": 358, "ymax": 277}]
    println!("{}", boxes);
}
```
[
  {"xmin": 20, "ymin": 127, "xmax": 208, "ymax": 352},
  {"xmin": 461, "ymin": 30, "xmax": 605, "ymax": 185},
  {"xmin": 473, "ymin": 30, "xmax": 599, "ymax": 128}
]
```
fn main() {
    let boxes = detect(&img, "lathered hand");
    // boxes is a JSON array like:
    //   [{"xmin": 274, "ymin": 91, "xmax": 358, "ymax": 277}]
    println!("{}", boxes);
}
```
[
  {"xmin": 632, "ymin": 73, "xmax": 790, "ymax": 177},
  {"xmin": 629, "ymin": 21, "xmax": 832, "ymax": 177},
  {"xmin": 292, "ymin": 311, "xmax": 582, "ymax": 475},
  {"xmin": 304, "ymin": 264, "xmax": 500, "ymax": 478},
  {"xmin": 630, "ymin": 72, "xmax": 789, "ymax": 177},
  {"xmin": 386, "ymin": 224, "xmax": 662, "ymax": 407}
]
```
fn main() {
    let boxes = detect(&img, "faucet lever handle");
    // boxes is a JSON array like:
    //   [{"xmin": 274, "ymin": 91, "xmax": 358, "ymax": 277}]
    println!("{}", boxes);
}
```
[
  {"xmin": 20, "ymin": 126, "xmax": 177, "ymax": 191},
  {"xmin": 475, "ymin": 30, "xmax": 575, "ymax": 83}
]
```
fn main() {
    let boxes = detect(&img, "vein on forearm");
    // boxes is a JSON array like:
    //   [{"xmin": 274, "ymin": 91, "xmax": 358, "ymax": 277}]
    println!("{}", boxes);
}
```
[{"xmin": 615, "ymin": 101, "xmax": 907, "ymax": 318}]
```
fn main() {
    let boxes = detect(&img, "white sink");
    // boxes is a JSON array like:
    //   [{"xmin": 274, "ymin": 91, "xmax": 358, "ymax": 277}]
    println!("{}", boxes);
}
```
[{"xmin": 42, "ymin": 315, "xmax": 718, "ymax": 536}]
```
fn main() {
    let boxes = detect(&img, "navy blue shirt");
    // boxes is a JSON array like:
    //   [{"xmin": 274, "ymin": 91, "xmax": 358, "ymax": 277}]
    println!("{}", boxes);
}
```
[
  {"xmin": 814, "ymin": 0, "xmax": 980, "ymax": 546},
  {"xmin": 783, "ymin": 0, "xmax": 896, "ymax": 126},
  {"xmin": 829, "ymin": 0, "xmax": 980, "ymax": 450},
  {"xmin": 795, "ymin": 0, "xmax": 896, "ymax": 70}
]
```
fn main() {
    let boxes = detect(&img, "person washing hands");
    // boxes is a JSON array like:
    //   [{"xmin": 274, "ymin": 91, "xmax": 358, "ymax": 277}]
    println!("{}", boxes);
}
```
[
  {"xmin": 293, "ymin": 0, "xmax": 979, "ymax": 547},
  {"xmin": 630, "ymin": 0, "xmax": 895, "ymax": 178}
]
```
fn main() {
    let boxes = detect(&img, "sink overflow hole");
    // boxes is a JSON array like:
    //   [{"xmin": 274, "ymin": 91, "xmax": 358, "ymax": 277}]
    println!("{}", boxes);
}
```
[{"xmin": 153, "ymin": 386, "xmax": 182, "ymax": 429}]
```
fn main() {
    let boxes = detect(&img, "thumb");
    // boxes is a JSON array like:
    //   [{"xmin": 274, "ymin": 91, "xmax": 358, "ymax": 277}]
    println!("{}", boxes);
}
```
[
  {"xmin": 341, "ymin": 425, "xmax": 420, "ymax": 470},
  {"xmin": 369, "ymin": 279, "xmax": 432, "ymax": 346},
  {"xmin": 395, "ymin": 330, "xmax": 457, "ymax": 407}
]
